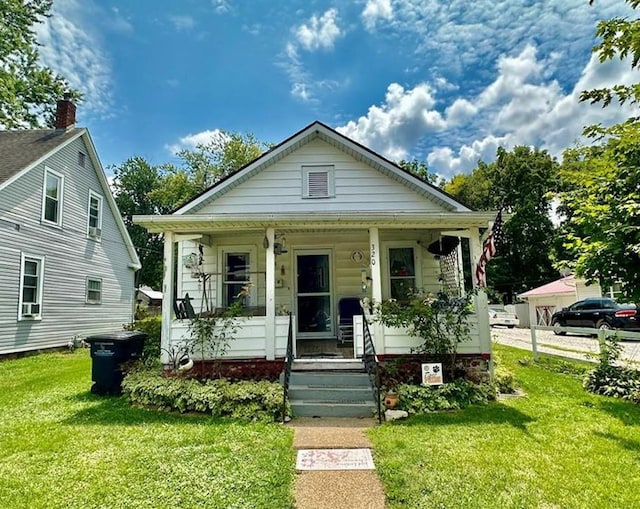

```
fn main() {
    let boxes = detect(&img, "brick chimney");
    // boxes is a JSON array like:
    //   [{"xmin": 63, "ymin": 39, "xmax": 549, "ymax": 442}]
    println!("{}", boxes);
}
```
[{"xmin": 55, "ymin": 93, "xmax": 76, "ymax": 129}]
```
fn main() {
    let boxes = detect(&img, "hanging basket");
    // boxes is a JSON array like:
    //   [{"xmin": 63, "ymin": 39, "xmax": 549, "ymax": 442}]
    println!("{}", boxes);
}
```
[{"xmin": 426, "ymin": 236, "xmax": 460, "ymax": 257}]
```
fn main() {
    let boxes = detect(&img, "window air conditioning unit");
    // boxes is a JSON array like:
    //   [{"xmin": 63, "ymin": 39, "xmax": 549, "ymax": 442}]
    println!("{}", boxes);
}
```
[
  {"xmin": 88, "ymin": 226, "xmax": 101, "ymax": 238},
  {"xmin": 22, "ymin": 303, "xmax": 40, "ymax": 317}
]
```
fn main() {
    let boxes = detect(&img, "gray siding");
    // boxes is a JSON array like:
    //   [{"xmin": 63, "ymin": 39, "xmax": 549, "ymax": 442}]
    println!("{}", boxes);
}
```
[
  {"xmin": 197, "ymin": 138, "xmax": 447, "ymax": 214},
  {"xmin": 0, "ymin": 136, "xmax": 136, "ymax": 354}
]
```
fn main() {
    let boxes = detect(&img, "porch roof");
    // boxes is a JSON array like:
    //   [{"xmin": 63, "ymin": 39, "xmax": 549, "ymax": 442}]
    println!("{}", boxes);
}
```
[{"xmin": 134, "ymin": 211, "xmax": 500, "ymax": 233}]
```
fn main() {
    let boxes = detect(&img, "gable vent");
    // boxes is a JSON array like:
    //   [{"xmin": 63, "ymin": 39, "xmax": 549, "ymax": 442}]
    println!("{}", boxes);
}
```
[
  {"xmin": 303, "ymin": 165, "xmax": 334, "ymax": 198},
  {"xmin": 308, "ymin": 171, "xmax": 329, "ymax": 197}
]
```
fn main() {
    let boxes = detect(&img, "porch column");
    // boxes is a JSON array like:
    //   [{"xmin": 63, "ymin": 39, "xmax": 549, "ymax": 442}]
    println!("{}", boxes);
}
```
[
  {"xmin": 265, "ymin": 227, "xmax": 276, "ymax": 360},
  {"xmin": 369, "ymin": 227, "xmax": 385, "ymax": 353},
  {"xmin": 468, "ymin": 227, "xmax": 491, "ymax": 354},
  {"xmin": 160, "ymin": 231, "xmax": 175, "ymax": 364}
]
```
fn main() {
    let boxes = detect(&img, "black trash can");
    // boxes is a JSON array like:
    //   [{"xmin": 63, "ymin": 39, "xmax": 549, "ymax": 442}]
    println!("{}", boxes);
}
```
[{"xmin": 85, "ymin": 331, "xmax": 147, "ymax": 395}]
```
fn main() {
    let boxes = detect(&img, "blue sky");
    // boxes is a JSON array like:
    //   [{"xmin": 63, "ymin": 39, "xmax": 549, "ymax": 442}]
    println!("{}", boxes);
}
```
[{"xmin": 36, "ymin": 0, "xmax": 636, "ymax": 178}]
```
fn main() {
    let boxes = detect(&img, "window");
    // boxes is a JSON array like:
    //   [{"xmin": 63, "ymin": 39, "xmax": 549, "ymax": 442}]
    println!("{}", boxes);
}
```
[
  {"xmin": 389, "ymin": 247, "xmax": 416, "ymax": 301},
  {"xmin": 302, "ymin": 165, "xmax": 334, "ymax": 198},
  {"xmin": 42, "ymin": 168, "xmax": 63, "ymax": 226},
  {"xmin": 87, "ymin": 191, "xmax": 103, "ymax": 239},
  {"xmin": 86, "ymin": 278, "xmax": 102, "ymax": 304},
  {"xmin": 19, "ymin": 254, "xmax": 44, "ymax": 319},
  {"xmin": 223, "ymin": 252, "xmax": 250, "ymax": 307},
  {"xmin": 78, "ymin": 151, "xmax": 86, "ymax": 167}
]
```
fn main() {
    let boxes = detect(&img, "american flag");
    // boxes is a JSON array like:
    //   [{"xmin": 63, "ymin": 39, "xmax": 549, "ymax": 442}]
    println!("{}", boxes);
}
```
[{"xmin": 475, "ymin": 210, "xmax": 503, "ymax": 287}]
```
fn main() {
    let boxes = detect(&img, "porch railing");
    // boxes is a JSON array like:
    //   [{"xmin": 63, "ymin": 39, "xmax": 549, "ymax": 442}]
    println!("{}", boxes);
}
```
[
  {"xmin": 363, "ymin": 318, "xmax": 383, "ymax": 424},
  {"xmin": 281, "ymin": 313, "xmax": 294, "ymax": 423}
]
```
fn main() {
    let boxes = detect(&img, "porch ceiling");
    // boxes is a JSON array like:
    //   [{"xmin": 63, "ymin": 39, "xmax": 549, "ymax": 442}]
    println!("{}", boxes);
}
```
[{"xmin": 134, "ymin": 211, "xmax": 499, "ymax": 233}]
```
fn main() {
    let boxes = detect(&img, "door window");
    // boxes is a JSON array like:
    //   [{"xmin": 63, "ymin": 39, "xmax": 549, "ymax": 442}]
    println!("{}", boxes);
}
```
[{"xmin": 297, "ymin": 253, "xmax": 332, "ymax": 334}]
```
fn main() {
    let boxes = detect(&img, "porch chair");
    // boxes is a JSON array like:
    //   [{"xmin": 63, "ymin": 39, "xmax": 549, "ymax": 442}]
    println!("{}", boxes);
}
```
[
  {"xmin": 173, "ymin": 293, "xmax": 196, "ymax": 319},
  {"xmin": 337, "ymin": 297, "xmax": 361, "ymax": 344}
]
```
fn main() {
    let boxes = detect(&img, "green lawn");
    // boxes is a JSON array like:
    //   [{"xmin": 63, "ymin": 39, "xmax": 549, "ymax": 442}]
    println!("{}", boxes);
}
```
[
  {"xmin": 0, "ymin": 350, "xmax": 295, "ymax": 509},
  {"xmin": 369, "ymin": 344, "xmax": 640, "ymax": 509},
  {"xmin": 3, "ymin": 345, "xmax": 639, "ymax": 509}
]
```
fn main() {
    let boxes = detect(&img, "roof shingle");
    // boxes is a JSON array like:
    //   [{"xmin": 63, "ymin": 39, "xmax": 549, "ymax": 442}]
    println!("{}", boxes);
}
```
[{"xmin": 0, "ymin": 128, "xmax": 82, "ymax": 185}]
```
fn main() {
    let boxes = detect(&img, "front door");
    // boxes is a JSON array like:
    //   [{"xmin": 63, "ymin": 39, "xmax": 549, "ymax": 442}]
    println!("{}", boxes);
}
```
[{"xmin": 296, "ymin": 251, "xmax": 333, "ymax": 337}]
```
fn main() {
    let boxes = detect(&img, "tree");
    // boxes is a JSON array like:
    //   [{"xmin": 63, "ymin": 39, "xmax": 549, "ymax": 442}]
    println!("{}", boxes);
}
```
[
  {"xmin": 554, "ymin": 0, "xmax": 640, "ymax": 301},
  {"xmin": 0, "ymin": 0, "xmax": 81, "ymax": 128},
  {"xmin": 397, "ymin": 159, "xmax": 442, "ymax": 186},
  {"xmin": 557, "ymin": 124, "xmax": 640, "ymax": 300},
  {"xmin": 112, "ymin": 132, "xmax": 269, "ymax": 289},
  {"xmin": 443, "ymin": 164, "xmax": 493, "ymax": 209},
  {"xmin": 170, "ymin": 131, "xmax": 268, "ymax": 196},
  {"xmin": 112, "ymin": 157, "xmax": 166, "ymax": 289},
  {"xmin": 581, "ymin": 0, "xmax": 640, "ymax": 111},
  {"xmin": 444, "ymin": 147, "xmax": 561, "ymax": 301}
]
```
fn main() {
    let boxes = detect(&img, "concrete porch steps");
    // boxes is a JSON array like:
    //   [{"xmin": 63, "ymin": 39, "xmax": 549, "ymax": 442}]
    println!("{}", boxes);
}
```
[{"xmin": 287, "ymin": 367, "xmax": 377, "ymax": 418}]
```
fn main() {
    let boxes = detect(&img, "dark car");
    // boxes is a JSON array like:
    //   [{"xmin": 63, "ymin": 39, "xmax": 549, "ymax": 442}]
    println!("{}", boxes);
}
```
[{"xmin": 551, "ymin": 297, "xmax": 639, "ymax": 335}]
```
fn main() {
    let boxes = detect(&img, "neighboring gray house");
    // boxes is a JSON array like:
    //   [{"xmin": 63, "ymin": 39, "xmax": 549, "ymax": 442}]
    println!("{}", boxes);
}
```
[{"xmin": 0, "ymin": 99, "xmax": 140, "ymax": 355}]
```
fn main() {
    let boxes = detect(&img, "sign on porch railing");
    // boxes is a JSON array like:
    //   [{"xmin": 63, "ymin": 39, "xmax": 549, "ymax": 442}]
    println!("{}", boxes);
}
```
[{"xmin": 421, "ymin": 363, "xmax": 443, "ymax": 385}]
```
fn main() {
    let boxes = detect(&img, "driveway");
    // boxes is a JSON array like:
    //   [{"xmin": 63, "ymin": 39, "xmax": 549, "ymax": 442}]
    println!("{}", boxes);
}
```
[{"xmin": 491, "ymin": 327, "xmax": 640, "ymax": 366}]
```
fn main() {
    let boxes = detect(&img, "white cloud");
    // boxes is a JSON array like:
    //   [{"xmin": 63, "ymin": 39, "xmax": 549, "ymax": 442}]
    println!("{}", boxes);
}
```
[
  {"xmin": 35, "ymin": 0, "xmax": 113, "ymax": 119},
  {"xmin": 338, "ymin": 43, "xmax": 637, "ymax": 178},
  {"xmin": 362, "ymin": 0, "xmax": 394, "ymax": 30},
  {"xmin": 445, "ymin": 99, "xmax": 478, "ymax": 126},
  {"xmin": 166, "ymin": 129, "xmax": 229, "ymax": 155},
  {"xmin": 212, "ymin": 0, "xmax": 230, "ymax": 14},
  {"xmin": 169, "ymin": 15, "xmax": 196, "ymax": 31},
  {"xmin": 295, "ymin": 8, "xmax": 342, "ymax": 51},
  {"xmin": 338, "ymin": 83, "xmax": 445, "ymax": 160}
]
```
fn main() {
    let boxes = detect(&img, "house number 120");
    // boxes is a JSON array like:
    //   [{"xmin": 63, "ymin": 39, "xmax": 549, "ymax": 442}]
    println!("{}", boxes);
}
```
[{"xmin": 370, "ymin": 243, "xmax": 376, "ymax": 266}]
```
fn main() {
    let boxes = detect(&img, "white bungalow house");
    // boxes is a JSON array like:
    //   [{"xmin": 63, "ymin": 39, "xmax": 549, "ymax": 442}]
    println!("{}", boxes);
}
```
[
  {"xmin": 0, "ymin": 98, "xmax": 141, "ymax": 355},
  {"xmin": 134, "ymin": 122, "xmax": 497, "ymax": 375}
]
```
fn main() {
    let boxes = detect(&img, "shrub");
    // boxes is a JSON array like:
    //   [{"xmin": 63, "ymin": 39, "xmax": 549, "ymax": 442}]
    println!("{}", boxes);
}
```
[
  {"xmin": 122, "ymin": 368, "xmax": 287, "ymax": 421},
  {"xmin": 124, "ymin": 316, "xmax": 161, "ymax": 366},
  {"xmin": 396, "ymin": 379, "xmax": 495, "ymax": 414},
  {"xmin": 376, "ymin": 290, "xmax": 474, "ymax": 377},
  {"xmin": 583, "ymin": 336, "xmax": 640, "ymax": 404},
  {"xmin": 492, "ymin": 354, "xmax": 517, "ymax": 394},
  {"xmin": 494, "ymin": 365, "xmax": 517, "ymax": 394}
]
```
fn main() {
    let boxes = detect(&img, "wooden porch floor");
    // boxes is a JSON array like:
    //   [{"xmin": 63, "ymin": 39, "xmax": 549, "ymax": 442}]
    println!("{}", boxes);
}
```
[{"xmin": 297, "ymin": 338, "xmax": 354, "ymax": 359}]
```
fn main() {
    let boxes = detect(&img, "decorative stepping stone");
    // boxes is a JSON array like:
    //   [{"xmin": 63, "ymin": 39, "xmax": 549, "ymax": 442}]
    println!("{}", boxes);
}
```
[{"xmin": 296, "ymin": 448, "xmax": 375, "ymax": 471}]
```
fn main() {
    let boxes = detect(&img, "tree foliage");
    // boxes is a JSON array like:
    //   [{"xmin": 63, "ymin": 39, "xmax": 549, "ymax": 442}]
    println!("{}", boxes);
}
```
[
  {"xmin": 112, "ymin": 132, "xmax": 267, "ymax": 289},
  {"xmin": 557, "ymin": 124, "xmax": 640, "ymax": 300},
  {"xmin": 555, "ymin": 0, "xmax": 640, "ymax": 301},
  {"xmin": 112, "ymin": 157, "xmax": 166, "ymax": 290},
  {"xmin": 0, "ymin": 0, "xmax": 81, "ymax": 128},
  {"xmin": 581, "ymin": 0, "xmax": 640, "ymax": 110},
  {"xmin": 397, "ymin": 159, "xmax": 442, "ymax": 186},
  {"xmin": 444, "ymin": 146, "xmax": 561, "ymax": 300}
]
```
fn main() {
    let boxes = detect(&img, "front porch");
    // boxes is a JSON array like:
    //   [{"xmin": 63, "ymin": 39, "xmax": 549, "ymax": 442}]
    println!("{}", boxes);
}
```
[{"xmin": 151, "ymin": 215, "xmax": 494, "ymax": 364}]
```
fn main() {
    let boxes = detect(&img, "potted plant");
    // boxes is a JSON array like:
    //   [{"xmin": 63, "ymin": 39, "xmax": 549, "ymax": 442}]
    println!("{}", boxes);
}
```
[{"xmin": 381, "ymin": 361, "xmax": 401, "ymax": 409}]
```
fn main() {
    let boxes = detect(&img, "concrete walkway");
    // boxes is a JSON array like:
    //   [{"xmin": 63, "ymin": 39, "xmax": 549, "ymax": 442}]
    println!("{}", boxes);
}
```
[{"xmin": 289, "ymin": 417, "xmax": 386, "ymax": 509}]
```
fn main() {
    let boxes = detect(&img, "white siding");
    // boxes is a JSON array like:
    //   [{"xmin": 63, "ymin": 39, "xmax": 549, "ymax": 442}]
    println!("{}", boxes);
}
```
[
  {"xmin": 172, "ymin": 229, "xmax": 483, "ymax": 358},
  {"xmin": 170, "ymin": 315, "xmax": 291, "ymax": 359},
  {"xmin": 176, "ymin": 230, "xmax": 444, "ymax": 322},
  {"xmin": 0, "ymin": 137, "xmax": 136, "ymax": 354},
  {"xmin": 576, "ymin": 281, "xmax": 602, "ymax": 300},
  {"xmin": 354, "ymin": 306, "xmax": 485, "ymax": 357},
  {"xmin": 194, "ymin": 138, "xmax": 448, "ymax": 214}
]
